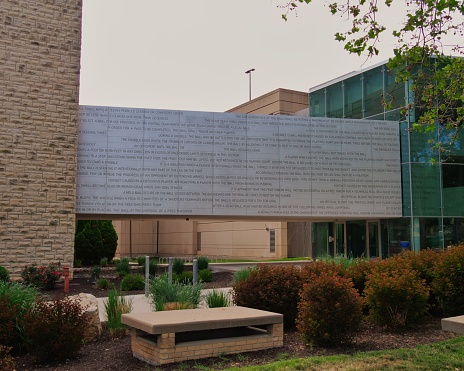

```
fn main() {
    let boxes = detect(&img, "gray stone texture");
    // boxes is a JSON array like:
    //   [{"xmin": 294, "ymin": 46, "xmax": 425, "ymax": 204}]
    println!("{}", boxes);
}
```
[{"xmin": 0, "ymin": 0, "xmax": 82, "ymax": 276}]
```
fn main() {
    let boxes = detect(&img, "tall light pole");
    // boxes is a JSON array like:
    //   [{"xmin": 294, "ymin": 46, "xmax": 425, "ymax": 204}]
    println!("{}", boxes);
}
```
[{"xmin": 245, "ymin": 68, "xmax": 255, "ymax": 101}]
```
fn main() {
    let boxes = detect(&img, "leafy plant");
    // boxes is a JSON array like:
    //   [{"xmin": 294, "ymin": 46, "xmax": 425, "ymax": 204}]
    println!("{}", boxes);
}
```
[
  {"xmin": 172, "ymin": 259, "xmax": 185, "ymax": 275},
  {"xmin": 173, "ymin": 271, "xmax": 193, "ymax": 284},
  {"xmin": 364, "ymin": 259, "xmax": 429, "ymax": 329},
  {"xmin": 120, "ymin": 274, "xmax": 145, "ymax": 291},
  {"xmin": 141, "ymin": 259, "xmax": 158, "ymax": 277},
  {"xmin": 91, "ymin": 265, "xmax": 101, "ymax": 280},
  {"xmin": 115, "ymin": 257, "xmax": 131, "ymax": 277},
  {"xmin": 0, "ymin": 281, "xmax": 37, "ymax": 350},
  {"xmin": 74, "ymin": 258, "xmax": 83, "ymax": 268},
  {"xmin": 199, "ymin": 268, "xmax": 213, "ymax": 283},
  {"xmin": 99, "ymin": 257, "xmax": 108, "ymax": 267},
  {"xmin": 0, "ymin": 266, "xmax": 9, "ymax": 283},
  {"xmin": 24, "ymin": 297, "xmax": 89, "ymax": 363},
  {"xmin": 149, "ymin": 274, "xmax": 204, "ymax": 311},
  {"xmin": 96, "ymin": 278, "xmax": 114, "ymax": 290},
  {"xmin": 231, "ymin": 267, "xmax": 255, "ymax": 285},
  {"xmin": 197, "ymin": 256, "xmax": 209, "ymax": 270},
  {"xmin": 0, "ymin": 345, "xmax": 15, "ymax": 371},
  {"xmin": 232, "ymin": 264, "xmax": 303, "ymax": 329},
  {"xmin": 297, "ymin": 272, "xmax": 363, "ymax": 347},
  {"xmin": 205, "ymin": 289, "xmax": 231, "ymax": 308},
  {"xmin": 136, "ymin": 255, "xmax": 146, "ymax": 266},
  {"xmin": 21, "ymin": 262, "xmax": 62, "ymax": 290},
  {"xmin": 104, "ymin": 289, "xmax": 132, "ymax": 337},
  {"xmin": 432, "ymin": 244, "xmax": 464, "ymax": 316}
]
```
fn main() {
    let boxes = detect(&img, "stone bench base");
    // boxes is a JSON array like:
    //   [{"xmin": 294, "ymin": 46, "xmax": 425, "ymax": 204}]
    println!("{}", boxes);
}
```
[
  {"xmin": 122, "ymin": 306, "xmax": 283, "ymax": 366},
  {"xmin": 442, "ymin": 315, "xmax": 464, "ymax": 334}
]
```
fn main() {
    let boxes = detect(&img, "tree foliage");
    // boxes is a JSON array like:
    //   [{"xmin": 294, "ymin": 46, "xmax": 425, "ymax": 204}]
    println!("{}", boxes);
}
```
[
  {"xmin": 281, "ymin": 0, "xmax": 464, "ymax": 151},
  {"xmin": 74, "ymin": 220, "xmax": 118, "ymax": 266}
]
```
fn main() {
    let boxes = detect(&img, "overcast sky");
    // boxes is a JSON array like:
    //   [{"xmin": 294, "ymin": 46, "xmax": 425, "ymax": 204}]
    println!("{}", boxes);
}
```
[{"xmin": 79, "ymin": 0, "xmax": 404, "ymax": 113}]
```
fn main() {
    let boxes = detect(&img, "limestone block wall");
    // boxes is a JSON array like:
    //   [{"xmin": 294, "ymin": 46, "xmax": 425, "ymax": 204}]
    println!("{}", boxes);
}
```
[{"xmin": 0, "ymin": 0, "xmax": 82, "ymax": 276}]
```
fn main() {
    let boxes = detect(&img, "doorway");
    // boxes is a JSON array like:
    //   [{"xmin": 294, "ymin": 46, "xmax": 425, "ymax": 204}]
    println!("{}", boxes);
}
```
[
  {"xmin": 335, "ymin": 222, "xmax": 346, "ymax": 256},
  {"xmin": 367, "ymin": 221, "xmax": 381, "ymax": 258}
]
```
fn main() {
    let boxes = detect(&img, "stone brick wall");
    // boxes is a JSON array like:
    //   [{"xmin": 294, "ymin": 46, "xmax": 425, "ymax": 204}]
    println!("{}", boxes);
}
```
[{"xmin": 0, "ymin": 0, "xmax": 82, "ymax": 276}]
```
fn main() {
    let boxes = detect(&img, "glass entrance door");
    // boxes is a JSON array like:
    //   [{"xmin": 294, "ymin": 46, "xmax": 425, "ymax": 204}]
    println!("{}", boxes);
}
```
[
  {"xmin": 335, "ymin": 222, "xmax": 346, "ymax": 256},
  {"xmin": 368, "ymin": 221, "xmax": 380, "ymax": 258}
]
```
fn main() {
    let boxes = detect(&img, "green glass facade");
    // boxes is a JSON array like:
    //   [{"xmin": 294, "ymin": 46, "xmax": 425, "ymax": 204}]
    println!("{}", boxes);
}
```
[{"xmin": 309, "ymin": 63, "xmax": 464, "ymax": 257}]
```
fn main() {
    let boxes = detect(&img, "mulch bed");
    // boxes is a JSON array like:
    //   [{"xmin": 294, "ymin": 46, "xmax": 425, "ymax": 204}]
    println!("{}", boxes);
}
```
[{"xmin": 13, "ymin": 271, "xmax": 459, "ymax": 371}]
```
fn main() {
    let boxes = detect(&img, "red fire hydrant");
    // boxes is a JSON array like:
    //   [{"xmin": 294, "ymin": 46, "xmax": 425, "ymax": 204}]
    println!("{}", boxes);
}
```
[{"xmin": 63, "ymin": 265, "xmax": 70, "ymax": 293}]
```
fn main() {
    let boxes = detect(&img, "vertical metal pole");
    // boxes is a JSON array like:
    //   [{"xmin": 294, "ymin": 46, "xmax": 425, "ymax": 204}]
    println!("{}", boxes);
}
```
[
  {"xmin": 193, "ymin": 259, "xmax": 198, "ymax": 285},
  {"xmin": 168, "ymin": 257, "xmax": 173, "ymax": 284},
  {"xmin": 145, "ymin": 255, "xmax": 149, "ymax": 297},
  {"xmin": 249, "ymin": 72, "xmax": 252, "ymax": 101}
]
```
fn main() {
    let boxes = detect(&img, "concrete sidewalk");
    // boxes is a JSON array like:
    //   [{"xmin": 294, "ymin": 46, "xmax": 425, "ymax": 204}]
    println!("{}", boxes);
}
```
[{"xmin": 96, "ymin": 287, "xmax": 233, "ymax": 322}]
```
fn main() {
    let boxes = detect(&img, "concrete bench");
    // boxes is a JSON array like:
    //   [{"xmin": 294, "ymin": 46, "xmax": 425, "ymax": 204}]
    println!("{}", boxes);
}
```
[
  {"xmin": 442, "ymin": 315, "xmax": 464, "ymax": 334},
  {"xmin": 121, "ymin": 306, "xmax": 283, "ymax": 366}
]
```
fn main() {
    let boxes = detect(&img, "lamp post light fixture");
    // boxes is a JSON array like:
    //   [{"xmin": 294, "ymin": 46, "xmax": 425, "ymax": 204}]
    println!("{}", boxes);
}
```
[{"xmin": 245, "ymin": 68, "xmax": 255, "ymax": 101}]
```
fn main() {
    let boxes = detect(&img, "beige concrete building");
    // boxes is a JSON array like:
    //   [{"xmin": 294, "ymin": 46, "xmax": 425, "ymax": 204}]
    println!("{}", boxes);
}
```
[
  {"xmin": 114, "ymin": 89, "xmax": 310, "ymax": 260},
  {"xmin": 0, "ymin": 0, "xmax": 82, "ymax": 275}
]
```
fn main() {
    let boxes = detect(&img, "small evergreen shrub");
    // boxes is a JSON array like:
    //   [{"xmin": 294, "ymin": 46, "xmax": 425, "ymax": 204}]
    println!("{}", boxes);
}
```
[
  {"xmin": 91, "ymin": 265, "xmax": 101, "ymax": 280},
  {"xmin": 149, "ymin": 274, "xmax": 204, "ymax": 311},
  {"xmin": 115, "ymin": 257, "xmax": 131, "ymax": 277},
  {"xmin": 25, "ymin": 297, "xmax": 89, "ymax": 363},
  {"xmin": 0, "ymin": 281, "xmax": 37, "ymax": 350},
  {"xmin": 141, "ymin": 259, "xmax": 158, "ymax": 277},
  {"xmin": 136, "ymin": 255, "xmax": 145, "ymax": 266},
  {"xmin": 364, "ymin": 259, "xmax": 429, "ymax": 329},
  {"xmin": 197, "ymin": 256, "xmax": 209, "ymax": 270},
  {"xmin": 99, "ymin": 257, "xmax": 108, "ymax": 267},
  {"xmin": 21, "ymin": 262, "xmax": 62, "ymax": 290},
  {"xmin": 205, "ymin": 289, "xmax": 231, "ymax": 308},
  {"xmin": 232, "ymin": 264, "xmax": 303, "ymax": 329},
  {"xmin": 0, "ymin": 266, "xmax": 9, "ymax": 283},
  {"xmin": 173, "ymin": 271, "xmax": 193, "ymax": 284},
  {"xmin": 120, "ymin": 274, "xmax": 145, "ymax": 291},
  {"xmin": 0, "ymin": 345, "xmax": 15, "ymax": 371},
  {"xmin": 199, "ymin": 269, "xmax": 213, "ymax": 283},
  {"xmin": 96, "ymin": 278, "xmax": 114, "ymax": 290},
  {"xmin": 172, "ymin": 259, "xmax": 185, "ymax": 275},
  {"xmin": 297, "ymin": 272, "xmax": 363, "ymax": 347},
  {"xmin": 104, "ymin": 289, "xmax": 132, "ymax": 338},
  {"xmin": 432, "ymin": 244, "xmax": 464, "ymax": 316}
]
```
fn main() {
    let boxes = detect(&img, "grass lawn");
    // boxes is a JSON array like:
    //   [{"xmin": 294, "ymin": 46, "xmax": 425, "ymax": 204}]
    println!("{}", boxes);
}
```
[{"xmin": 222, "ymin": 336, "xmax": 464, "ymax": 371}]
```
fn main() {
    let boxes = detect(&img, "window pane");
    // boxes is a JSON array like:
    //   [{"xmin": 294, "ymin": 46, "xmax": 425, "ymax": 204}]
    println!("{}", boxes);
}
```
[
  {"xmin": 411, "ymin": 164, "xmax": 441, "ymax": 216},
  {"xmin": 344, "ymin": 75, "xmax": 363, "ymax": 118},
  {"xmin": 326, "ymin": 83, "xmax": 343, "ymax": 118},
  {"xmin": 309, "ymin": 89, "xmax": 326, "ymax": 117},
  {"xmin": 363, "ymin": 66, "xmax": 384, "ymax": 118}
]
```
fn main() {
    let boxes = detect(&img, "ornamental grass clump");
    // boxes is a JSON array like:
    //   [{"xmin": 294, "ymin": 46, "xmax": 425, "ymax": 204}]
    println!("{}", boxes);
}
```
[
  {"xmin": 297, "ymin": 271, "xmax": 363, "ymax": 347},
  {"xmin": 104, "ymin": 289, "xmax": 132, "ymax": 338},
  {"xmin": 0, "ymin": 281, "xmax": 37, "ymax": 350},
  {"xmin": 364, "ymin": 258, "xmax": 429, "ymax": 329},
  {"xmin": 21, "ymin": 262, "xmax": 62, "ymax": 290},
  {"xmin": 24, "ymin": 297, "xmax": 89, "ymax": 363},
  {"xmin": 205, "ymin": 289, "xmax": 231, "ymax": 308},
  {"xmin": 232, "ymin": 264, "xmax": 303, "ymax": 329},
  {"xmin": 115, "ymin": 257, "xmax": 131, "ymax": 277},
  {"xmin": 149, "ymin": 274, "xmax": 203, "ymax": 311}
]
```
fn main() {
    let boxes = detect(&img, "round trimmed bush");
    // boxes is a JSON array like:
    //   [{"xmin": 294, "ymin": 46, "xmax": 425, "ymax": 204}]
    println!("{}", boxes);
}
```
[
  {"xmin": 172, "ymin": 259, "xmax": 185, "ymax": 275},
  {"xmin": 120, "ymin": 274, "xmax": 145, "ymax": 291},
  {"xmin": 197, "ymin": 256, "xmax": 209, "ymax": 270},
  {"xmin": 297, "ymin": 271, "xmax": 363, "ymax": 347},
  {"xmin": 199, "ymin": 269, "xmax": 212, "ymax": 283}
]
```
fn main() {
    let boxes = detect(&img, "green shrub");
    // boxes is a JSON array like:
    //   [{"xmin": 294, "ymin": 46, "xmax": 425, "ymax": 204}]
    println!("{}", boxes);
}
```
[
  {"xmin": 25, "ymin": 297, "xmax": 89, "ymax": 363},
  {"xmin": 0, "ymin": 282, "xmax": 37, "ymax": 350},
  {"xmin": 136, "ymin": 255, "xmax": 146, "ymax": 266},
  {"xmin": 115, "ymin": 257, "xmax": 131, "ymax": 277},
  {"xmin": 364, "ymin": 259, "xmax": 429, "ymax": 329},
  {"xmin": 74, "ymin": 258, "xmax": 83, "ymax": 268},
  {"xmin": 297, "ymin": 272, "xmax": 363, "ymax": 347},
  {"xmin": 141, "ymin": 260, "xmax": 158, "ymax": 277},
  {"xmin": 99, "ymin": 257, "xmax": 108, "ymax": 267},
  {"xmin": 0, "ymin": 266, "xmax": 9, "ymax": 283},
  {"xmin": 232, "ymin": 267, "xmax": 255, "ymax": 284},
  {"xmin": 173, "ymin": 271, "xmax": 193, "ymax": 284},
  {"xmin": 172, "ymin": 259, "xmax": 185, "ymax": 275},
  {"xmin": 91, "ymin": 265, "xmax": 101, "ymax": 280},
  {"xmin": 120, "ymin": 274, "xmax": 145, "ymax": 291},
  {"xmin": 432, "ymin": 244, "xmax": 464, "ymax": 316},
  {"xmin": 21, "ymin": 262, "xmax": 62, "ymax": 290},
  {"xmin": 0, "ymin": 345, "xmax": 15, "ymax": 371},
  {"xmin": 149, "ymin": 274, "xmax": 204, "ymax": 311},
  {"xmin": 205, "ymin": 289, "xmax": 231, "ymax": 308},
  {"xmin": 232, "ymin": 264, "xmax": 303, "ymax": 329},
  {"xmin": 104, "ymin": 289, "xmax": 132, "ymax": 338},
  {"xmin": 197, "ymin": 256, "xmax": 209, "ymax": 270},
  {"xmin": 96, "ymin": 278, "xmax": 114, "ymax": 290},
  {"xmin": 199, "ymin": 269, "xmax": 213, "ymax": 283},
  {"xmin": 74, "ymin": 220, "xmax": 118, "ymax": 266}
]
